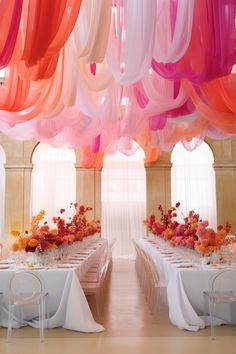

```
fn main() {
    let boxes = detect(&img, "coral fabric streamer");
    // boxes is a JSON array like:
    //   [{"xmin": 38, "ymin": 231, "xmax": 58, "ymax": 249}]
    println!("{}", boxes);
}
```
[
  {"xmin": 0, "ymin": 0, "xmax": 23, "ymax": 68},
  {"xmin": 21, "ymin": 0, "xmax": 82, "ymax": 78}
]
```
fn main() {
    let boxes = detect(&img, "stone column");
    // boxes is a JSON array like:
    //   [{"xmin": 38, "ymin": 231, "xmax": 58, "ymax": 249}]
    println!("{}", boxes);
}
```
[
  {"xmin": 214, "ymin": 163, "xmax": 236, "ymax": 233},
  {"xmin": 75, "ymin": 164, "xmax": 95, "ymax": 219},
  {"xmin": 146, "ymin": 163, "xmax": 172, "ymax": 218},
  {"xmin": 95, "ymin": 169, "xmax": 102, "ymax": 220},
  {"xmin": 4, "ymin": 164, "xmax": 33, "ymax": 235}
]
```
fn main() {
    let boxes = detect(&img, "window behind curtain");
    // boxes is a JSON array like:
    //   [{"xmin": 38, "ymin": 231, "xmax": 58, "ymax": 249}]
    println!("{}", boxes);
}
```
[
  {"xmin": 31, "ymin": 143, "xmax": 76, "ymax": 225},
  {"xmin": 171, "ymin": 141, "xmax": 217, "ymax": 228},
  {"xmin": 0, "ymin": 145, "xmax": 5, "ymax": 237},
  {"xmin": 102, "ymin": 146, "xmax": 146, "ymax": 258}
]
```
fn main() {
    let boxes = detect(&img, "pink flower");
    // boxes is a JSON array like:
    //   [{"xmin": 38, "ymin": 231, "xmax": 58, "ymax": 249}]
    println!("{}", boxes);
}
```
[{"xmin": 197, "ymin": 220, "xmax": 209, "ymax": 239}]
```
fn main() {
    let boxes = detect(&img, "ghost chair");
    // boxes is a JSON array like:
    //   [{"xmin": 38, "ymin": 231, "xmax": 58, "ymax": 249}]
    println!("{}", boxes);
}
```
[
  {"xmin": 203, "ymin": 269, "xmax": 236, "ymax": 339},
  {"xmin": 7, "ymin": 271, "xmax": 48, "ymax": 342},
  {"xmin": 132, "ymin": 239, "xmax": 167, "ymax": 316}
]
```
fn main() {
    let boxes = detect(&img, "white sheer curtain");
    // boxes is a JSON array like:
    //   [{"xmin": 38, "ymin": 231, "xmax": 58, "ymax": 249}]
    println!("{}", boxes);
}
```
[
  {"xmin": 171, "ymin": 141, "xmax": 217, "ymax": 228},
  {"xmin": 31, "ymin": 143, "xmax": 76, "ymax": 224},
  {"xmin": 102, "ymin": 147, "xmax": 146, "ymax": 258},
  {"xmin": 0, "ymin": 69, "xmax": 5, "ymax": 79},
  {"xmin": 0, "ymin": 145, "xmax": 5, "ymax": 238}
]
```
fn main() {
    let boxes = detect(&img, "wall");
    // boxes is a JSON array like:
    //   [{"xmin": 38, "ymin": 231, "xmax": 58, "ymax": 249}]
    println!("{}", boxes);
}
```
[{"xmin": 0, "ymin": 133, "xmax": 236, "ymax": 235}]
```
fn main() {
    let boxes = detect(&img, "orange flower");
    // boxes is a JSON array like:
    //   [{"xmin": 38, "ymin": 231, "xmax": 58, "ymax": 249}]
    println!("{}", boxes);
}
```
[
  {"xmin": 11, "ymin": 230, "xmax": 20, "ymax": 237},
  {"xmin": 11, "ymin": 242, "xmax": 19, "ymax": 252},
  {"xmin": 28, "ymin": 238, "xmax": 39, "ymax": 248},
  {"xmin": 18, "ymin": 237, "xmax": 27, "ymax": 249},
  {"xmin": 47, "ymin": 242, "xmax": 56, "ymax": 249}
]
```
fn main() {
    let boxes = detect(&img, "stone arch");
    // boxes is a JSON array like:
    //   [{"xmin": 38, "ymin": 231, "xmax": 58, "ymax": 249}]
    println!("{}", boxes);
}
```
[
  {"xmin": 171, "ymin": 140, "xmax": 217, "ymax": 228},
  {"xmin": 30, "ymin": 143, "xmax": 77, "ymax": 222}
]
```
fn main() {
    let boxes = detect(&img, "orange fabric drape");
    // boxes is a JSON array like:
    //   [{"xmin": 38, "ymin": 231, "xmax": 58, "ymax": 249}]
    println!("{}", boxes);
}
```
[
  {"xmin": 82, "ymin": 147, "xmax": 105, "ymax": 169},
  {"xmin": 21, "ymin": 0, "xmax": 82, "ymax": 79},
  {"xmin": 183, "ymin": 76, "xmax": 236, "ymax": 133}
]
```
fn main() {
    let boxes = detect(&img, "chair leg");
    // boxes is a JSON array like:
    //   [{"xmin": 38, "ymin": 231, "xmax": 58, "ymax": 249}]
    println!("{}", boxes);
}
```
[
  {"xmin": 233, "ymin": 303, "xmax": 236, "ymax": 325},
  {"xmin": 95, "ymin": 287, "xmax": 103, "ymax": 322},
  {"xmin": 7, "ymin": 304, "xmax": 14, "ymax": 342},
  {"xmin": 149, "ymin": 286, "xmax": 156, "ymax": 314},
  {"xmin": 39, "ymin": 301, "xmax": 44, "ymax": 342},
  {"xmin": 45, "ymin": 296, "xmax": 49, "ymax": 328},
  {"xmin": 154, "ymin": 287, "xmax": 160, "ymax": 317},
  {"xmin": 209, "ymin": 300, "xmax": 216, "ymax": 339}
]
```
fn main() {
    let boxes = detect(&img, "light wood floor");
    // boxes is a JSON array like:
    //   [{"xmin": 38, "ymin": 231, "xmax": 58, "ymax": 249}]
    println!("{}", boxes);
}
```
[{"xmin": 0, "ymin": 260, "xmax": 235, "ymax": 354}]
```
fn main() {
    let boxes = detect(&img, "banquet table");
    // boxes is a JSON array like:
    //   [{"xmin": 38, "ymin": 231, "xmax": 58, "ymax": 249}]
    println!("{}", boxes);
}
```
[
  {"xmin": 139, "ymin": 237, "xmax": 236, "ymax": 331},
  {"xmin": 0, "ymin": 237, "xmax": 107, "ymax": 332}
]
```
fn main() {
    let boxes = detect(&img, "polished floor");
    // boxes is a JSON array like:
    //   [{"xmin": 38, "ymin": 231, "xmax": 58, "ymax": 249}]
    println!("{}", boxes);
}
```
[{"xmin": 0, "ymin": 260, "xmax": 235, "ymax": 354}]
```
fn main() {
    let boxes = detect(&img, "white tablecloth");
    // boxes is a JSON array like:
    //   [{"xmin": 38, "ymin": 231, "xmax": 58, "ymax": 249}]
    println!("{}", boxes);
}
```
[
  {"xmin": 0, "ymin": 238, "xmax": 107, "ymax": 332},
  {"xmin": 139, "ymin": 238, "xmax": 236, "ymax": 331}
]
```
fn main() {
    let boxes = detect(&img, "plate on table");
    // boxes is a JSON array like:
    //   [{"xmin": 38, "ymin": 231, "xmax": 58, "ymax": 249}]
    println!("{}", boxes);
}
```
[
  {"xmin": 174, "ymin": 263, "xmax": 193, "ymax": 268},
  {"xmin": 56, "ymin": 264, "xmax": 77, "ymax": 268},
  {"xmin": 17, "ymin": 265, "xmax": 45, "ymax": 270},
  {"xmin": 65, "ymin": 260, "xmax": 83, "ymax": 264},
  {"xmin": 0, "ymin": 259, "xmax": 15, "ymax": 264},
  {"xmin": 169, "ymin": 260, "xmax": 185, "ymax": 264},
  {"xmin": 30, "ymin": 266, "xmax": 45, "ymax": 270},
  {"xmin": 0, "ymin": 264, "xmax": 11, "ymax": 269}
]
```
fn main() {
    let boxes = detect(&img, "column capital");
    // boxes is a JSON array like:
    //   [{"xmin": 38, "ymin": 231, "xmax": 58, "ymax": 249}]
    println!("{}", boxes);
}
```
[
  {"xmin": 214, "ymin": 163, "xmax": 236, "ymax": 169},
  {"xmin": 4, "ymin": 164, "xmax": 33, "ymax": 172},
  {"xmin": 145, "ymin": 163, "xmax": 172, "ymax": 169}
]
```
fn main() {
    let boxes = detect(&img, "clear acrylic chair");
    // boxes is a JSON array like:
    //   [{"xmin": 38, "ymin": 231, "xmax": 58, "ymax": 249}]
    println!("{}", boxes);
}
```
[
  {"xmin": 81, "ymin": 246, "xmax": 110, "ymax": 321},
  {"xmin": 203, "ymin": 269, "xmax": 236, "ymax": 339},
  {"xmin": 7, "ymin": 271, "xmax": 48, "ymax": 342},
  {"xmin": 132, "ymin": 239, "xmax": 168, "ymax": 316}
]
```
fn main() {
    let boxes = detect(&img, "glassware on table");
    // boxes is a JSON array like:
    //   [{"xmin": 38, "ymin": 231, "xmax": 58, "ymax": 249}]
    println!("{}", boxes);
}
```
[
  {"xmin": 210, "ymin": 251, "xmax": 221, "ymax": 266},
  {"xmin": 221, "ymin": 244, "xmax": 236, "ymax": 265}
]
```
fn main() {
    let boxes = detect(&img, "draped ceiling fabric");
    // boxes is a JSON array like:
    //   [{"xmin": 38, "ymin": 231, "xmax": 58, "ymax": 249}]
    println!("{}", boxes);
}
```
[{"xmin": 0, "ymin": 0, "xmax": 236, "ymax": 167}]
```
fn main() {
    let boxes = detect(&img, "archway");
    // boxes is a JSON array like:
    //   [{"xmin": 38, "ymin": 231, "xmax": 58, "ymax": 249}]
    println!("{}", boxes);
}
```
[
  {"xmin": 101, "ymin": 143, "xmax": 146, "ymax": 258},
  {"xmin": 171, "ymin": 141, "xmax": 217, "ymax": 228},
  {"xmin": 0, "ymin": 145, "xmax": 6, "ymax": 237},
  {"xmin": 31, "ymin": 143, "xmax": 76, "ymax": 224}
]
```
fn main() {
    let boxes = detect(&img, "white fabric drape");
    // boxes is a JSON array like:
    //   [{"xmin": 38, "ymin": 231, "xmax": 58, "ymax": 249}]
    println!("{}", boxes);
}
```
[
  {"xmin": 31, "ymin": 144, "xmax": 76, "ymax": 224},
  {"xmin": 0, "ymin": 145, "xmax": 5, "ymax": 238},
  {"xmin": 102, "ymin": 148, "xmax": 146, "ymax": 258},
  {"xmin": 171, "ymin": 141, "xmax": 217, "ymax": 228}
]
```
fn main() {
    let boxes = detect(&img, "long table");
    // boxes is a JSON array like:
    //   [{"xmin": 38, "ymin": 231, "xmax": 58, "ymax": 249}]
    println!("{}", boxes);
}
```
[
  {"xmin": 139, "ymin": 237, "xmax": 236, "ymax": 331},
  {"xmin": 0, "ymin": 237, "xmax": 107, "ymax": 332}
]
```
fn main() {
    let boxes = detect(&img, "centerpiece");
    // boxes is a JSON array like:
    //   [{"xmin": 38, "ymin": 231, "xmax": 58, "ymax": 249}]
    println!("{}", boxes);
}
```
[
  {"xmin": 10, "ymin": 203, "xmax": 101, "ymax": 266},
  {"xmin": 144, "ymin": 203, "xmax": 234, "ymax": 263}
]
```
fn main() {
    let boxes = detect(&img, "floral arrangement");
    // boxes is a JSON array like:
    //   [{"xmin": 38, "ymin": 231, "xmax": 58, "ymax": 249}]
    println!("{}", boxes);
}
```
[
  {"xmin": 144, "ymin": 203, "xmax": 234, "ymax": 256},
  {"xmin": 194, "ymin": 221, "xmax": 231, "ymax": 256},
  {"xmin": 11, "ymin": 203, "xmax": 101, "ymax": 253}
]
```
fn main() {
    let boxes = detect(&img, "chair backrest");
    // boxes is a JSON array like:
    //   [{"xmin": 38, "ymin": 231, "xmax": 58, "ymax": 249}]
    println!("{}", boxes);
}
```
[
  {"xmin": 9, "ymin": 271, "xmax": 43, "ymax": 302},
  {"xmin": 108, "ymin": 238, "xmax": 116, "ymax": 251},
  {"xmin": 210, "ymin": 270, "xmax": 236, "ymax": 292},
  {"xmin": 132, "ymin": 239, "xmax": 160, "ymax": 284},
  {"xmin": 132, "ymin": 239, "xmax": 144, "ymax": 257},
  {"xmin": 93, "ymin": 244, "xmax": 109, "ymax": 283}
]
